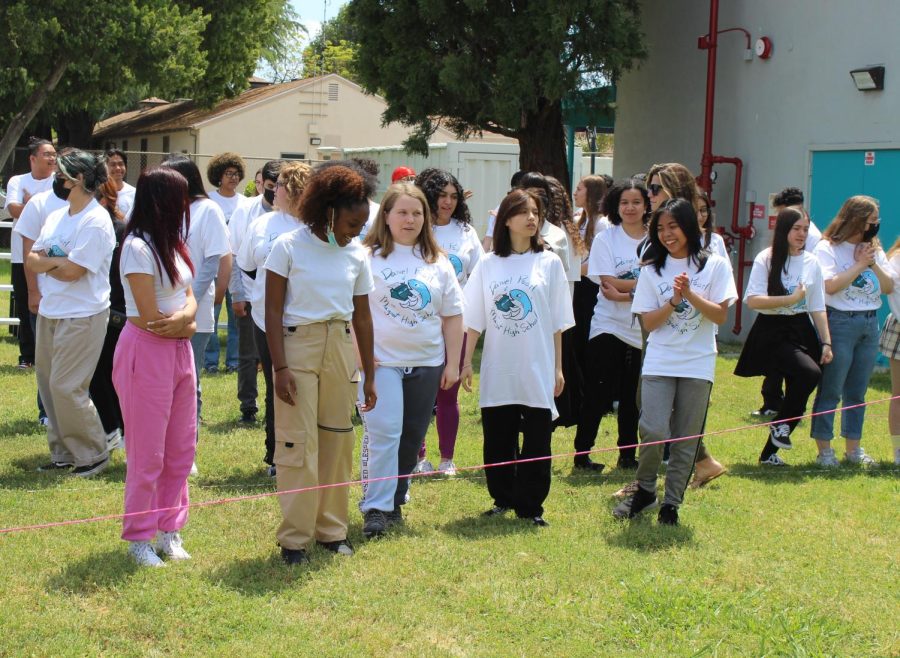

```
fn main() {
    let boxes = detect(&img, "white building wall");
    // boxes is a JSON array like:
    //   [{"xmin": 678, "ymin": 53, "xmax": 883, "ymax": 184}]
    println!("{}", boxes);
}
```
[{"xmin": 614, "ymin": 0, "xmax": 900, "ymax": 337}]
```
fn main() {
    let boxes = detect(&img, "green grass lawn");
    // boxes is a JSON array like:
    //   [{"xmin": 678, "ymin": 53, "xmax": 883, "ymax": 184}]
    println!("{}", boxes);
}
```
[{"xmin": 0, "ymin": 325, "xmax": 897, "ymax": 656}]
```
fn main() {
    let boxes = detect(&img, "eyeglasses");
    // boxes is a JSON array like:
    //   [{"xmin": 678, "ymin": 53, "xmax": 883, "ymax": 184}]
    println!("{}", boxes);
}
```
[
  {"xmin": 275, "ymin": 180, "xmax": 287, "ymax": 189},
  {"xmin": 648, "ymin": 183, "xmax": 664, "ymax": 196},
  {"xmin": 697, "ymin": 207, "xmax": 710, "ymax": 217},
  {"xmin": 223, "ymin": 171, "xmax": 241, "ymax": 179}
]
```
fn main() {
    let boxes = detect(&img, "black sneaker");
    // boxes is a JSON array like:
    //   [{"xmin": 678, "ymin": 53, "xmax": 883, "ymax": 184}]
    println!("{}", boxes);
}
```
[
  {"xmin": 363, "ymin": 509, "xmax": 388, "ymax": 538},
  {"xmin": 750, "ymin": 407, "xmax": 778, "ymax": 418},
  {"xmin": 529, "ymin": 515, "xmax": 549, "ymax": 527},
  {"xmin": 265, "ymin": 464, "xmax": 276, "ymax": 477},
  {"xmin": 616, "ymin": 454, "xmax": 639, "ymax": 470},
  {"xmin": 768, "ymin": 423, "xmax": 792, "ymax": 450},
  {"xmin": 385, "ymin": 508, "xmax": 404, "ymax": 528},
  {"xmin": 281, "ymin": 547, "xmax": 309, "ymax": 565},
  {"xmin": 71, "ymin": 457, "xmax": 109, "ymax": 478},
  {"xmin": 658, "ymin": 504, "xmax": 679, "ymax": 526},
  {"xmin": 574, "ymin": 456, "xmax": 605, "ymax": 472},
  {"xmin": 37, "ymin": 461, "xmax": 73, "ymax": 472},
  {"xmin": 317, "ymin": 539, "xmax": 354, "ymax": 556},
  {"xmin": 239, "ymin": 411, "xmax": 257, "ymax": 425},
  {"xmin": 482, "ymin": 505, "xmax": 511, "ymax": 517},
  {"xmin": 612, "ymin": 486, "xmax": 659, "ymax": 519}
]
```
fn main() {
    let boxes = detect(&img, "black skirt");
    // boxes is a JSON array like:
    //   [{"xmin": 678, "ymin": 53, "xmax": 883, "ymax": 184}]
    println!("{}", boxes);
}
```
[{"xmin": 734, "ymin": 312, "xmax": 822, "ymax": 378}]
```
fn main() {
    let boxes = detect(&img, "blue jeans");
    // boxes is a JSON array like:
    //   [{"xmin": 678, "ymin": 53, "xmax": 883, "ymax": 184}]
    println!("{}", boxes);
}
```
[
  {"xmin": 205, "ymin": 290, "xmax": 238, "ymax": 370},
  {"xmin": 810, "ymin": 309, "xmax": 879, "ymax": 441},
  {"xmin": 190, "ymin": 331, "xmax": 213, "ymax": 424}
]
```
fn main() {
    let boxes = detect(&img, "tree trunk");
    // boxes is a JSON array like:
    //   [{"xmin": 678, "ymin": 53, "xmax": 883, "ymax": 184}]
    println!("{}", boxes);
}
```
[
  {"xmin": 55, "ymin": 109, "xmax": 97, "ymax": 148},
  {"xmin": 0, "ymin": 59, "xmax": 69, "ymax": 173},
  {"xmin": 516, "ymin": 98, "xmax": 570, "ymax": 192}
]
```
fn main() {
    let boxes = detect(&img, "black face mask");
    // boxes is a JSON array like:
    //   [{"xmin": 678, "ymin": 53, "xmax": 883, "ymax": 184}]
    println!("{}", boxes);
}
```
[
  {"xmin": 263, "ymin": 188, "xmax": 275, "ymax": 206},
  {"xmin": 863, "ymin": 223, "xmax": 880, "ymax": 241},
  {"xmin": 52, "ymin": 178, "xmax": 71, "ymax": 201}
]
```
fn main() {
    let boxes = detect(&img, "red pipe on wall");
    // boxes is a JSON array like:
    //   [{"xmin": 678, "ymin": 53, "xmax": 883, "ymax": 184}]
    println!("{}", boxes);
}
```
[{"xmin": 697, "ymin": 0, "xmax": 753, "ymax": 334}]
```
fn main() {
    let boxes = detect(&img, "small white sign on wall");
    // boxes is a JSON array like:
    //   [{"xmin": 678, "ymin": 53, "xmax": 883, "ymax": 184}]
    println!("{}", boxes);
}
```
[{"xmin": 865, "ymin": 151, "xmax": 876, "ymax": 166}]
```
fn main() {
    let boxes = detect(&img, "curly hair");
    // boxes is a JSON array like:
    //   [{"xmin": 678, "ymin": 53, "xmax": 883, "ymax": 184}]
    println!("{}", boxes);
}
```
[
  {"xmin": 416, "ymin": 168, "xmax": 472, "ymax": 225},
  {"xmin": 278, "ymin": 161, "xmax": 312, "ymax": 217},
  {"xmin": 602, "ymin": 179, "xmax": 650, "ymax": 226},
  {"xmin": 773, "ymin": 186, "xmax": 804, "ymax": 208},
  {"xmin": 576, "ymin": 175, "xmax": 608, "ymax": 250},
  {"xmin": 298, "ymin": 165, "xmax": 370, "ymax": 233},
  {"xmin": 96, "ymin": 180, "xmax": 124, "ymax": 221},
  {"xmin": 364, "ymin": 183, "xmax": 441, "ymax": 263},
  {"xmin": 207, "ymin": 152, "xmax": 246, "ymax": 187},
  {"xmin": 545, "ymin": 176, "xmax": 585, "ymax": 257}
]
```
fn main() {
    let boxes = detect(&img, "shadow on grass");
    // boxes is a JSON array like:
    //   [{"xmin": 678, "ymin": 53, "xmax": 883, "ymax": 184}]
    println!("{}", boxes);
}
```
[
  {"xmin": 725, "ymin": 461, "xmax": 899, "ymax": 482},
  {"xmin": 4, "ymin": 455, "xmax": 125, "ymax": 489},
  {"xmin": 439, "ymin": 513, "xmax": 547, "ymax": 540},
  {"xmin": 605, "ymin": 518, "xmax": 695, "ymax": 552},
  {"xmin": 46, "ymin": 549, "xmax": 138, "ymax": 594},
  {"xmin": 205, "ymin": 551, "xmax": 333, "ymax": 595}
]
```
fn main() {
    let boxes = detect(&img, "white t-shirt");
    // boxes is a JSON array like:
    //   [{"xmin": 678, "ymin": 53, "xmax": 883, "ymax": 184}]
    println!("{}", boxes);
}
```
[
  {"xmin": 885, "ymin": 251, "xmax": 900, "ymax": 319},
  {"xmin": 463, "ymin": 250, "xmax": 575, "ymax": 418},
  {"xmin": 116, "ymin": 182, "xmax": 136, "ymax": 218},
  {"xmin": 237, "ymin": 210, "xmax": 300, "ymax": 331},
  {"xmin": 540, "ymin": 221, "xmax": 575, "ymax": 282},
  {"xmin": 587, "ymin": 224, "xmax": 645, "ymax": 347},
  {"xmin": 185, "ymin": 198, "xmax": 230, "ymax": 332},
  {"xmin": 358, "ymin": 200, "xmax": 381, "ymax": 241},
  {"xmin": 264, "ymin": 225, "xmax": 374, "ymax": 326},
  {"xmin": 578, "ymin": 214, "xmax": 611, "ymax": 261},
  {"xmin": 119, "ymin": 234, "xmax": 193, "ymax": 318},
  {"xmin": 208, "ymin": 189, "xmax": 248, "ymax": 223},
  {"xmin": 229, "ymin": 195, "xmax": 270, "ymax": 296},
  {"xmin": 32, "ymin": 199, "xmax": 116, "ymax": 319},
  {"xmin": 708, "ymin": 232, "xmax": 731, "ymax": 267},
  {"xmin": 485, "ymin": 207, "xmax": 498, "ymax": 239},
  {"xmin": 744, "ymin": 248, "xmax": 825, "ymax": 315},
  {"xmin": 14, "ymin": 189, "xmax": 68, "ymax": 243},
  {"xmin": 814, "ymin": 240, "xmax": 889, "ymax": 311},
  {"xmin": 632, "ymin": 254, "xmax": 737, "ymax": 383},
  {"xmin": 5, "ymin": 172, "xmax": 54, "ymax": 263},
  {"xmin": 368, "ymin": 245, "xmax": 464, "ymax": 367},
  {"xmin": 432, "ymin": 220, "xmax": 483, "ymax": 286},
  {"xmin": 806, "ymin": 221, "xmax": 822, "ymax": 251}
]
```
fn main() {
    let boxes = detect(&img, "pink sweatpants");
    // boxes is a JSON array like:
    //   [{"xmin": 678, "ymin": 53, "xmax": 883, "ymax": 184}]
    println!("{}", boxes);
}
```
[{"xmin": 113, "ymin": 322, "xmax": 197, "ymax": 541}]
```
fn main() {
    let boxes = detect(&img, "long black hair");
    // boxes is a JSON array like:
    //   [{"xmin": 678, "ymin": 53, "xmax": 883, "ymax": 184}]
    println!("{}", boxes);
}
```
[
  {"xmin": 160, "ymin": 155, "xmax": 208, "ymax": 201},
  {"xmin": 767, "ymin": 207, "xmax": 805, "ymax": 296},
  {"xmin": 646, "ymin": 198, "xmax": 707, "ymax": 274}
]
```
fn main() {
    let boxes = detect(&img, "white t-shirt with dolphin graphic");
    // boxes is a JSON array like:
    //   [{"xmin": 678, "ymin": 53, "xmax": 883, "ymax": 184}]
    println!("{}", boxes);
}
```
[
  {"xmin": 632, "ymin": 253, "xmax": 737, "ymax": 383},
  {"xmin": 368, "ymin": 244, "xmax": 464, "ymax": 367},
  {"xmin": 814, "ymin": 239, "xmax": 889, "ymax": 311},
  {"xmin": 432, "ymin": 219, "xmax": 483, "ymax": 287},
  {"xmin": 744, "ymin": 248, "xmax": 825, "ymax": 315},
  {"xmin": 464, "ymin": 249, "xmax": 575, "ymax": 418},
  {"xmin": 587, "ymin": 224, "xmax": 644, "ymax": 347}
]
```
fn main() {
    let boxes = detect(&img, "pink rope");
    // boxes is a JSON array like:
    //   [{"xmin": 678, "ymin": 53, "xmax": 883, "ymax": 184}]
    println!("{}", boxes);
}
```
[{"xmin": 1, "ymin": 395, "xmax": 895, "ymax": 536}]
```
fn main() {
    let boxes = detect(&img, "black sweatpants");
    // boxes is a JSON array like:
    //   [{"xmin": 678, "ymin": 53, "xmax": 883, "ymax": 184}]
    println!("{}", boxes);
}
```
[{"xmin": 481, "ymin": 405, "xmax": 552, "ymax": 517}]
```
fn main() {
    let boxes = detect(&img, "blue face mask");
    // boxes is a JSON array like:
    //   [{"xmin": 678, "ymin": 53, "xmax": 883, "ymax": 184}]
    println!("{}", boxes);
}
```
[{"xmin": 327, "ymin": 229, "xmax": 339, "ymax": 247}]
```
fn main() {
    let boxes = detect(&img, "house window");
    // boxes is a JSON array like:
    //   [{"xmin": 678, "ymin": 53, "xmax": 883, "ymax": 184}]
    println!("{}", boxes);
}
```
[
  {"xmin": 162, "ymin": 135, "xmax": 170, "ymax": 154},
  {"xmin": 280, "ymin": 152, "xmax": 306, "ymax": 161},
  {"xmin": 139, "ymin": 138, "xmax": 148, "ymax": 171},
  {"xmin": 328, "ymin": 83, "xmax": 339, "ymax": 101}
]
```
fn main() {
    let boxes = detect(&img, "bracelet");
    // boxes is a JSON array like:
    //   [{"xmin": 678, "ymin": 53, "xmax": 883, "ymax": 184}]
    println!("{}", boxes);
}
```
[
  {"xmin": 274, "ymin": 365, "xmax": 289, "ymax": 372},
  {"xmin": 821, "ymin": 342, "xmax": 831, "ymax": 347},
  {"xmin": 461, "ymin": 363, "xmax": 473, "ymax": 369},
  {"xmin": 668, "ymin": 297, "xmax": 679, "ymax": 308}
]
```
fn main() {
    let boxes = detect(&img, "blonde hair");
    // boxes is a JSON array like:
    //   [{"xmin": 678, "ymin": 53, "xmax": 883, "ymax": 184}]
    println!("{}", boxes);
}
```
[
  {"xmin": 887, "ymin": 236, "xmax": 900, "ymax": 260},
  {"xmin": 822, "ymin": 195, "xmax": 880, "ymax": 247},
  {"xmin": 278, "ymin": 161, "xmax": 311, "ymax": 217},
  {"xmin": 364, "ymin": 183, "xmax": 442, "ymax": 263}
]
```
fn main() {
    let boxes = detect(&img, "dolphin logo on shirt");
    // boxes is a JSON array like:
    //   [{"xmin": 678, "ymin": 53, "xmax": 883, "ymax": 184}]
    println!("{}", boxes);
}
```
[
  {"xmin": 494, "ymin": 288, "xmax": 533, "ymax": 320},
  {"xmin": 448, "ymin": 254, "xmax": 463, "ymax": 276},
  {"xmin": 850, "ymin": 271, "xmax": 877, "ymax": 296},
  {"xmin": 390, "ymin": 278, "xmax": 431, "ymax": 311}
]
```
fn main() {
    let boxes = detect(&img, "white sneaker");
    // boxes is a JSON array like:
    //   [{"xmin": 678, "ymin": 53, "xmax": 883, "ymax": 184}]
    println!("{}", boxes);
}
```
[
  {"xmin": 759, "ymin": 454, "xmax": 787, "ymax": 466},
  {"xmin": 189, "ymin": 462, "xmax": 199, "ymax": 477},
  {"xmin": 844, "ymin": 448, "xmax": 876, "ymax": 466},
  {"xmin": 411, "ymin": 459, "xmax": 434, "ymax": 475},
  {"xmin": 437, "ymin": 459, "xmax": 457, "ymax": 476},
  {"xmin": 816, "ymin": 449, "xmax": 840, "ymax": 468},
  {"xmin": 129, "ymin": 541, "xmax": 166, "ymax": 567},
  {"xmin": 106, "ymin": 429, "xmax": 123, "ymax": 451},
  {"xmin": 155, "ymin": 531, "xmax": 191, "ymax": 560}
]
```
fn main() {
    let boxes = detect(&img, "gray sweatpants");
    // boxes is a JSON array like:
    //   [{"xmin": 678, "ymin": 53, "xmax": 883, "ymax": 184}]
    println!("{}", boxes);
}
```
[{"xmin": 636, "ymin": 375, "xmax": 712, "ymax": 507}]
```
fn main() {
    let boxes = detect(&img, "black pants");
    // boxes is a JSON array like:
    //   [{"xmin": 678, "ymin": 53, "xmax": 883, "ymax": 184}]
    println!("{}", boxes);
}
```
[
  {"xmin": 11, "ymin": 263, "xmax": 34, "ymax": 363},
  {"xmin": 574, "ymin": 333, "xmax": 640, "ymax": 461},
  {"xmin": 481, "ymin": 405, "xmax": 552, "ymax": 517},
  {"xmin": 89, "ymin": 320, "xmax": 124, "ymax": 435},
  {"xmin": 253, "ymin": 323, "xmax": 275, "ymax": 465},
  {"xmin": 760, "ymin": 373, "xmax": 785, "ymax": 412},
  {"xmin": 761, "ymin": 343, "xmax": 821, "ymax": 456}
]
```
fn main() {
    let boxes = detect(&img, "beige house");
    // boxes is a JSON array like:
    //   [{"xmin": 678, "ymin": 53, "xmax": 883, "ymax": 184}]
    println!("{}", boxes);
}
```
[{"xmin": 92, "ymin": 73, "xmax": 514, "ymax": 184}]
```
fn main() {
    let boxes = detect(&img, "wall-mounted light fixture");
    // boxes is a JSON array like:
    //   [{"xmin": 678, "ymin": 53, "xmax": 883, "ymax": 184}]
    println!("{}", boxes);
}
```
[
  {"xmin": 850, "ymin": 66, "xmax": 885, "ymax": 91},
  {"xmin": 309, "ymin": 137, "xmax": 322, "ymax": 145}
]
